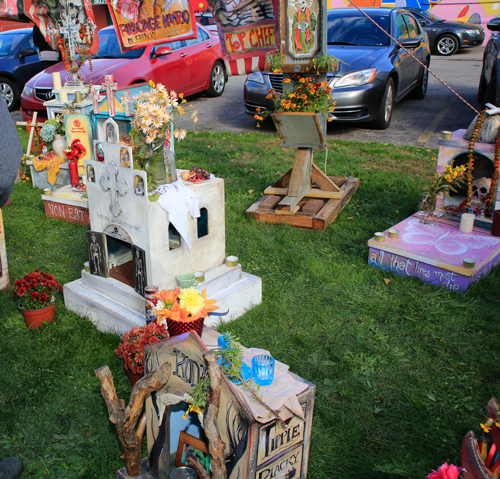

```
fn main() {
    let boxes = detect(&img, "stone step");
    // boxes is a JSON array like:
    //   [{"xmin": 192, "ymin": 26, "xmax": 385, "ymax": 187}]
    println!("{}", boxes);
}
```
[
  {"xmin": 193, "ymin": 263, "xmax": 242, "ymax": 297},
  {"xmin": 64, "ymin": 278, "xmax": 145, "ymax": 335}
]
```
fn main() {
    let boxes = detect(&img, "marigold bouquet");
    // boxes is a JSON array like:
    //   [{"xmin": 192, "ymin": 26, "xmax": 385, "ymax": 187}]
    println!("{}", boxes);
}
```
[
  {"xmin": 153, "ymin": 287, "xmax": 218, "ymax": 322},
  {"xmin": 13, "ymin": 270, "xmax": 63, "ymax": 310},
  {"xmin": 115, "ymin": 322, "xmax": 169, "ymax": 375},
  {"xmin": 254, "ymin": 74, "xmax": 336, "ymax": 127}
]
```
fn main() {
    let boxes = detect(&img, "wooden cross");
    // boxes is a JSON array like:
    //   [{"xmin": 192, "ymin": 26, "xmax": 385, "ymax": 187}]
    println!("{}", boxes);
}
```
[
  {"xmin": 103, "ymin": 75, "xmax": 118, "ymax": 116},
  {"xmin": 91, "ymin": 85, "xmax": 102, "ymax": 114},
  {"xmin": 99, "ymin": 161, "xmax": 128, "ymax": 217}
]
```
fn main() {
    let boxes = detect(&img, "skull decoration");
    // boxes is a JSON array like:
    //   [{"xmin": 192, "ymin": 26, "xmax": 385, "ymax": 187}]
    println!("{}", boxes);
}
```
[{"xmin": 471, "ymin": 177, "xmax": 491, "ymax": 204}]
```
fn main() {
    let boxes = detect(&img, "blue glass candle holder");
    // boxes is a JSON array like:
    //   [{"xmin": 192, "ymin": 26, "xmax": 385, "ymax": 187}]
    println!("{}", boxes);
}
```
[{"xmin": 252, "ymin": 354, "xmax": 275, "ymax": 386}]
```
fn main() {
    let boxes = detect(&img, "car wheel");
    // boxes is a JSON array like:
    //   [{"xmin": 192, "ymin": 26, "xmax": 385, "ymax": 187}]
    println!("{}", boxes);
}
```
[
  {"xmin": 436, "ymin": 35, "xmax": 458, "ymax": 56},
  {"xmin": 206, "ymin": 61, "xmax": 225, "ymax": 97},
  {"xmin": 0, "ymin": 77, "xmax": 19, "ymax": 112},
  {"xmin": 371, "ymin": 78, "xmax": 394, "ymax": 130},
  {"xmin": 410, "ymin": 60, "xmax": 429, "ymax": 100}
]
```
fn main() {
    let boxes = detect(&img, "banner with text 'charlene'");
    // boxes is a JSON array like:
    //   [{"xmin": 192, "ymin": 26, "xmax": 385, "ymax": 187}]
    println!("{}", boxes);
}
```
[
  {"xmin": 106, "ymin": 0, "xmax": 197, "ymax": 51},
  {"xmin": 208, "ymin": 0, "xmax": 279, "ymax": 75}
]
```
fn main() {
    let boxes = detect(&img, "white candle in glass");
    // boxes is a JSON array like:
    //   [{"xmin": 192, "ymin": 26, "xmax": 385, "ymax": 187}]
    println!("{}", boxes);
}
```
[
  {"xmin": 459, "ymin": 213, "xmax": 475, "ymax": 233},
  {"xmin": 59, "ymin": 90, "xmax": 68, "ymax": 103},
  {"xmin": 52, "ymin": 72, "xmax": 62, "ymax": 90}
]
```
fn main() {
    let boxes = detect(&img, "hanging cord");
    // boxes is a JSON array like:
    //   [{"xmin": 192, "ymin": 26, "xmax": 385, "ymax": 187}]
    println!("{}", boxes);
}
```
[
  {"xmin": 345, "ymin": 0, "xmax": 480, "ymax": 115},
  {"xmin": 324, "ymin": 146, "xmax": 329, "ymax": 174}
]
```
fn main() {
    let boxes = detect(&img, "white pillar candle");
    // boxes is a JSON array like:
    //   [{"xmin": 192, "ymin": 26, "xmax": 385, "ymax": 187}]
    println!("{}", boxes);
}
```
[
  {"xmin": 59, "ymin": 90, "xmax": 68, "ymax": 103},
  {"xmin": 52, "ymin": 72, "xmax": 62, "ymax": 90},
  {"xmin": 459, "ymin": 213, "xmax": 475, "ymax": 233}
]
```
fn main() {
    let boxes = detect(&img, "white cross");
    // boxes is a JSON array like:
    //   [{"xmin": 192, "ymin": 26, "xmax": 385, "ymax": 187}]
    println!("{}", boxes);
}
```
[
  {"xmin": 91, "ymin": 86, "xmax": 102, "ymax": 114},
  {"xmin": 99, "ymin": 161, "xmax": 128, "ymax": 217},
  {"xmin": 122, "ymin": 89, "xmax": 132, "ymax": 117},
  {"xmin": 103, "ymin": 75, "xmax": 118, "ymax": 116},
  {"xmin": 485, "ymin": 103, "xmax": 500, "ymax": 116}
]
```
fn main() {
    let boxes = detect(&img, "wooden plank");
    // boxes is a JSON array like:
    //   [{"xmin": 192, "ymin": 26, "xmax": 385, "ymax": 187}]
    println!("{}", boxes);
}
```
[
  {"xmin": 327, "ymin": 176, "xmax": 347, "ymax": 187},
  {"xmin": 311, "ymin": 163, "xmax": 342, "ymax": 192},
  {"xmin": 259, "ymin": 195, "xmax": 281, "ymax": 211},
  {"xmin": 246, "ymin": 195, "xmax": 267, "ymax": 217},
  {"xmin": 264, "ymin": 187, "xmax": 345, "ymax": 199},
  {"xmin": 287, "ymin": 148, "xmax": 312, "ymax": 198},
  {"xmin": 302, "ymin": 199, "xmax": 324, "ymax": 215},
  {"xmin": 272, "ymin": 168, "xmax": 293, "ymax": 189},
  {"xmin": 313, "ymin": 177, "xmax": 360, "ymax": 230},
  {"xmin": 26, "ymin": 112, "xmax": 37, "ymax": 158},
  {"xmin": 275, "ymin": 205, "xmax": 300, "ymax": 215},
  {"xmin": 255, "ymin": 211, "xmax": 313, "ymax": 228}
]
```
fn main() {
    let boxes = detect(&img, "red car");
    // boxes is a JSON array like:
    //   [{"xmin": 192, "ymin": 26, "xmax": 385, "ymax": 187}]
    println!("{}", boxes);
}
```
[{"xmin": 21, "ymin": 24, "xmax": 227, "ymax": 121}]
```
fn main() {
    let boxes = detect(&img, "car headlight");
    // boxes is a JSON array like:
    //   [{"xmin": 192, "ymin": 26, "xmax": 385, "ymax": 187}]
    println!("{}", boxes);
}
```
[
  {"xmin": 331, "ymin": 69, "xmax": 377, "ymax": 88},
  {"xmin": 466, "ymin": 29, "xmax": 480, "ymax": 35},
  {"xmin": 23, "ymin": 85, "xmax": 33, "ymax": 97},
  {"xmin": 247, "ymin": 72, "xmax": 265, "ymax": 84}
]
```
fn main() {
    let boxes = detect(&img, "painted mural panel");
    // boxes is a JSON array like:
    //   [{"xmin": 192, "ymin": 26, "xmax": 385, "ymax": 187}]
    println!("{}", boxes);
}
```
[{"xmin": 326, "ymin": 0, "xmax": 496, "ymax": 41}]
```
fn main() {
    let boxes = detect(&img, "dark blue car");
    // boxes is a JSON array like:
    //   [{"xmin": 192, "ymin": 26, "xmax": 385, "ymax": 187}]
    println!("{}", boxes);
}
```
[
  {"xmin": 244, "ymin": 8, "xmax": 431, "ymax": 129},
  {"xmin": 0, "ymin": 28, "xmax": 51, "ymax": 111}
]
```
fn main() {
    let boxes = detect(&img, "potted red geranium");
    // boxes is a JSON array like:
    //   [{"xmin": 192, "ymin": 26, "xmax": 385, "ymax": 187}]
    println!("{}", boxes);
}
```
[
  {"xmin": 13, "ymin": 270, "xmax": 63, "ymax": 329},
  {"xmin": 115, "ymin": 322, "xmax": 169, "ymax": 387}
]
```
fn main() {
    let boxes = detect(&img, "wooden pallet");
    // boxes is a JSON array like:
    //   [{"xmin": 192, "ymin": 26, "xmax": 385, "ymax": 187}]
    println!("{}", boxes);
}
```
[{"xmin": 246, "ymin": 175, "xmax": 360, "ymax": 230}]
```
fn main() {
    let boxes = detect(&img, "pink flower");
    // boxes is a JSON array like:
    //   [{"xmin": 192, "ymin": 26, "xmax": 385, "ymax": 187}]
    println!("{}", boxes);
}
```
[{"xmin": 427, "ymin": 463, "xmax": 462, "ymax": 479}]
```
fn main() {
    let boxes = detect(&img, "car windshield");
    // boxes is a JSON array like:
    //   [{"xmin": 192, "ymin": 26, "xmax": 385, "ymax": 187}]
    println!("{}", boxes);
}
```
[
  {"xmin": 327, "ymin": 13, "xmax": 390, "ymax": 46},
  {"xmin": 95, "ymin": 29, "xmax": 145, "ymax": 59},
  {"xmin": 416, "ymin": 9, "xmax": 444, "ymax": 23},
  {"xmin": 0, "ymin": 32, "xmax": 27, "ymax": 57}
]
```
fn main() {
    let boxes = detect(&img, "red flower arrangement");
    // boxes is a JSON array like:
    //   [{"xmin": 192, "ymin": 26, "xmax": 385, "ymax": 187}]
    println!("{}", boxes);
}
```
[
  {"xmin": 64, "ymin": 139, "xmax": 86, "ymax": 162},
  {"xmin": 13, "ymin": 270, "xmax": 63, "ymax": 310},
  {"xmin": 115, "ymin": 323, "xmax": 169, "ymax": 375}
]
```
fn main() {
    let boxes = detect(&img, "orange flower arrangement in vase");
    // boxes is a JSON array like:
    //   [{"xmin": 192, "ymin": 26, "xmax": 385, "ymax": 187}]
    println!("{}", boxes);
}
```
[{"xmin": 153, "ymin": 287, "xmax": 219, "ymax": 338}]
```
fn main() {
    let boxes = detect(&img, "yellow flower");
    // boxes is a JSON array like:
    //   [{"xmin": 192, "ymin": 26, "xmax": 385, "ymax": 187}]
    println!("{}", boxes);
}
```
[
  {"xmin": 149, "ymin": 80, "xmax": 155, "ymax": 88},
  {"xmin": 481, "ymin": 423, "xmax": 492, "ymax": 433},
  {"xmin": 283, "ymin": 78, "xmax": 291, "ymax": 84},
  {"xmin": 179, "ymin": 287, "xmax": 204, "ymax": 314}
]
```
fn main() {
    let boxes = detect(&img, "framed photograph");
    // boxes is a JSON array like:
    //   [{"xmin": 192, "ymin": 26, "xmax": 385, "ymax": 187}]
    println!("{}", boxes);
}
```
[{"xmin": 175, "ymin": 431, "xmax": 210, "ymax": 474}]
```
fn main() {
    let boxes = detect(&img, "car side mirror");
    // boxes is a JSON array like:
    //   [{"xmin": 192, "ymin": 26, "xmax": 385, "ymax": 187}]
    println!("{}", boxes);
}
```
[
  {"xmin": 19, "ymin": 47, "xmax": 38, "ymax": 57},
  {"xmin": 153, "ymin": 46, "xmax": 173, "ymax": 57},
  {"xmin": 487, "ymin": 20, "xmax": 500, "ymax": 32},
  {"xmin": 400, "ymin": 38, "xmax": 421, "ymax": 49}
]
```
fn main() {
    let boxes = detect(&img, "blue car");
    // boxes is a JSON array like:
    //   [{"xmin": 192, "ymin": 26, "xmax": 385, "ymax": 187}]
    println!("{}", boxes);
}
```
[
  {"xmin": 244, "ymin": 7, "xmax": 431, "ymax": 129},
  {"xmin": 0, "ymin": 28, "xmax": 52, "ymax": 111}
]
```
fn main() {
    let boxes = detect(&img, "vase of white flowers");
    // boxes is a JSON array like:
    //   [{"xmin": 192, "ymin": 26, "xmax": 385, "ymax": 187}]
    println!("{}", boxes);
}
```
[
  {"xmin": 124, "ymin": 80, "xmax": 196, "ymax": 187},
  {"xmin": 40, "ymin": 115, "xmax": 66, "ymax": 157}
]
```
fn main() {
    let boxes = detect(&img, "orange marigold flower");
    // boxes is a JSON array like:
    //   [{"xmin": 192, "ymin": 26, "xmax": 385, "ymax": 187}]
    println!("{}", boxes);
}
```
[
  {"xmin": 256, "ymin": 107, "xmax": 261, "ymax": 112},
  {"xmin": 283, "ymin": 78, "xmax": 291, "ymax": 84}
]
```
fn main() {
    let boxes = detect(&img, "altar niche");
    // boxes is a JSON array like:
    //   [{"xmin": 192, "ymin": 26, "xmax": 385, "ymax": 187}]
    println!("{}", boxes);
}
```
[{"xmin": 85, "ymin": 229, "xmax": 147, "ymax": 296}]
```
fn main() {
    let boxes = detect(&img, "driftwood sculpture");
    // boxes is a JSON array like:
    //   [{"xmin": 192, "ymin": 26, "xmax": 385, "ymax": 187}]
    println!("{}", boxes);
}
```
[
  {"xmin": 187, "ymin": 350, "xmax": 227, "ymax": 479},
  {"xmin": 95, "ymin": 363, "xmax": 171, "ymax": 477}
]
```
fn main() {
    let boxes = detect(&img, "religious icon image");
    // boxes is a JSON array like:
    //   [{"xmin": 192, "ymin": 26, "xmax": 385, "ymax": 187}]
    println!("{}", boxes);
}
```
[
  {"xmin": 288, "ymin": 0, "xmax": 319, "ymax": 58},
  {"xmin": 106, "ymin": 123, "xmax": 116, "ymax": 143},
  {"xmin": 120, "ymin": 147, "xmax": 130, "ymax": 168},
  {"xmin": 132, "ymin": 246, "xmax": 146, "ymax": 296},
  {"xmin": 96, "ymin": 143, "xmax": 105, "ymax": 162},
  {"xmin": 87, "ymin": 164, "xmax": 95, "ymax": 183}
]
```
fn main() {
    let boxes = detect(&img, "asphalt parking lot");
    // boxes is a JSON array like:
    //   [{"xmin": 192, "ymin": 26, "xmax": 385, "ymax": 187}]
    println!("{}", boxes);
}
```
[{"xmin": 11, "ymin": 47, "xmax": 485, "ymax": 150}]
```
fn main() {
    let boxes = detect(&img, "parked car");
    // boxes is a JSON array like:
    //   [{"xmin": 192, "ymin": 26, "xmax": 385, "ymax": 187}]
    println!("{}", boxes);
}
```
[
  {"xmin": 195, "ymin": 12, "xmax": 218, "ymax": 33},
  {"xmin": 478, "ymin": 18, "xmax": 500, "ymax": 107},
  {"xmin": 0, "ymin": 27, "xmax": 57, "ymax": 111},
  {"xmin": 244, "ymin": 7, "xmax": 431, "ymax": 129},
  {"xmin": 405, "ymin": 7, "xmax": 484, "ymax": 55},
  {"xmin": 21, "ymin": 24, "xmax": 227, "ymax": 122}
]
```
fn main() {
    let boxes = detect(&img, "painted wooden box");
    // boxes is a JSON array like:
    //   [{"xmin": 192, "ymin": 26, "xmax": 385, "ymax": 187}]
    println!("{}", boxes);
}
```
[
  {"xmin": 368, "ymin": 215, "xmax": 500, "ymax": 291},
  {"xmin": 139, "ymin": 329, "xmax": 315, "ymax": 479},
  {"xmin": 42, "ymin": 185, "xmax": 89, "ymax": 225}
]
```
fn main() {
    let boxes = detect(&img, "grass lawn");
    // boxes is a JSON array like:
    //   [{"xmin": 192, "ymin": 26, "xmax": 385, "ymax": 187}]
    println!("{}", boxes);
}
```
[{"xmin": 1, "ymin": 128, "xmax": 500, "ymax": 478}]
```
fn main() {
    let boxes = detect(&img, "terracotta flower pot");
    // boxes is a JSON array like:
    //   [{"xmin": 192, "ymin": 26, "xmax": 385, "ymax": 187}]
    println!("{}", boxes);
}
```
[
  {"xmin": 167, "ymin": 317, "xmax": 204, "ymax": 338},
  {"xmin": 125, "ymin": 366, "xmax": 143, "ymax": 388},
  {"xmin": 19, "ymin": 302, "xmax": 55, "ymax": 329}
]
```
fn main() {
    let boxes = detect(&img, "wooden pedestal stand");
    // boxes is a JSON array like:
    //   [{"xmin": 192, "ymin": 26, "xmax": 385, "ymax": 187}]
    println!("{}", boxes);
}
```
[{"xmin": 246, "ymin": 112, "xmax": 359, "ymax": 230}]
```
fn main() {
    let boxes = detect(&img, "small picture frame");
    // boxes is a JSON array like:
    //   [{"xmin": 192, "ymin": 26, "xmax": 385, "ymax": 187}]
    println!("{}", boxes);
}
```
[{"xmin": 175, "ymin": 431, "xmax": 210, "ymax": 473}]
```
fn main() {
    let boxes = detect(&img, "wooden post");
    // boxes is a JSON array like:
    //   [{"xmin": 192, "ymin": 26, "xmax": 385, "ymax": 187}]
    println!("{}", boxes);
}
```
[
  {"xmin": 95, "ymin": 363, "xmax": 171, "ymax": 477},
  {"xmin": 202, "ymin": 349, "xmax": 227, "ymax": 479}
]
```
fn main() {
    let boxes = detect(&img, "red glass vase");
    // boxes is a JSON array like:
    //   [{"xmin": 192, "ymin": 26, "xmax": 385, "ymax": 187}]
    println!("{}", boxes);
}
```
[
  {"xmin": 19, "ymin": 302, "xmax": 55, "ymax": 329},
  {"xmin": 166, "ymin": 317, "xmax": 204, "ymax": 337}
]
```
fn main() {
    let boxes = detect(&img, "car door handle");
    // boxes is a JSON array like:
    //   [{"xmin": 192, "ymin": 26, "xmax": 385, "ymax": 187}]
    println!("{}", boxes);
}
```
[
  {"xmin": 180, "ymin": 53, "xmax": 187, "ymax": 57},
  {"xmin": 206, "ymin": 43, "xmax": 213, "ymax": 48}
]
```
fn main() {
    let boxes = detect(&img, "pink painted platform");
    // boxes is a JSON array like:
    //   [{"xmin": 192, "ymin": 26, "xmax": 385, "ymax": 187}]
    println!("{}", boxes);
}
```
[{"xmin": 368, "ymin": 215, "xmax": 500, "ymax": 291}]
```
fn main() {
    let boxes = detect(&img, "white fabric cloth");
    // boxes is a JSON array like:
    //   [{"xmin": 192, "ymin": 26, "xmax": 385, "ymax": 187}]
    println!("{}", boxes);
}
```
[{"xmin": 156, "ymin": 180, "xmax": 200, "ymax": 251}]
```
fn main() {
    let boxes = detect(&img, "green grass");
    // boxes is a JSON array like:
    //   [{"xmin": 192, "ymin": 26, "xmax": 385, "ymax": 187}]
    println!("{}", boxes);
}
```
[{"xmin": 1, "ymin": 130, "xmax": 500, "ymax": 478}]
